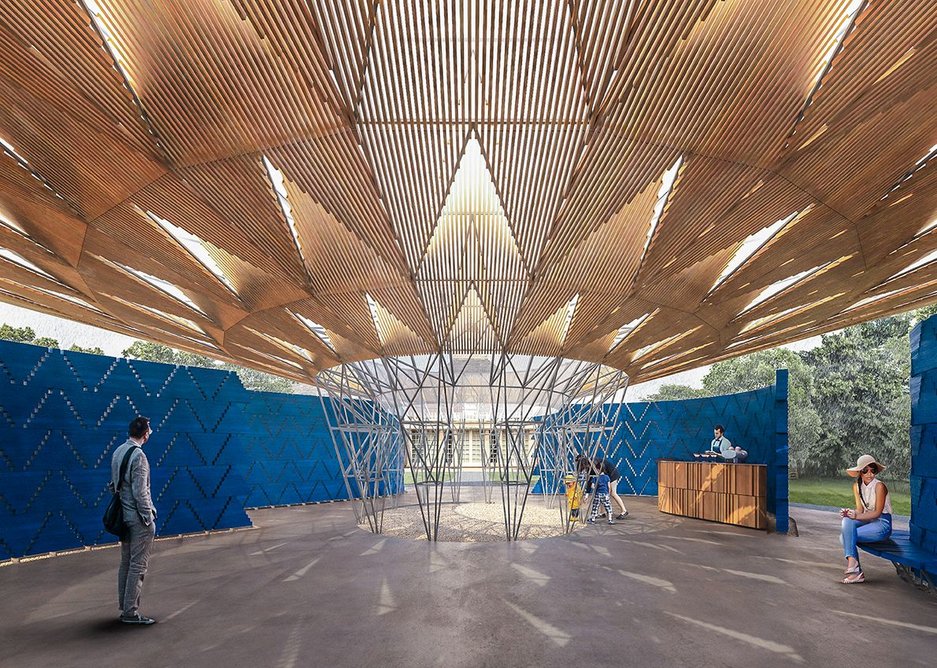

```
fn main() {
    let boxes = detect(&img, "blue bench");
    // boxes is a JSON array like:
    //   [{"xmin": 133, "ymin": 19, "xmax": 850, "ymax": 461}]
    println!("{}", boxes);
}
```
[{"xmin": 858, "ymin": 530, "xmax": 937, "ymax": 593}]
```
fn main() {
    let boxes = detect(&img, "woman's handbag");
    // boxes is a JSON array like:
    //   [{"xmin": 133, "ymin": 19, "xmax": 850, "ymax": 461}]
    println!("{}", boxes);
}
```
[{"xmin": 103, "ymin": 446, "xmax": 139, "ymax": 538}]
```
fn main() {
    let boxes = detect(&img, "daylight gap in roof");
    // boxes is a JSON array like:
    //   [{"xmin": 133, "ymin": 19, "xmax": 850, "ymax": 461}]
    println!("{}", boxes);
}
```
[
  {"xmin": 262, "ymin": 156, "xmax": 307, "ymax": 268},
  {"xmin": 147, "ymin": 211, "xmax": 237, "ymax": 295},
  {"xmin": 115, "ymin": 262, "xmax": 206, "ymax": 315},
  {"xmin": 710, "ymin": 211, "xmax": 799, "ymax": 293}
]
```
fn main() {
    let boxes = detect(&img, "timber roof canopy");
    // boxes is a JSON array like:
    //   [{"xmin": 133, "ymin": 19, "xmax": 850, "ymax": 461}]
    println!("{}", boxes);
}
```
[{"xmin": 0, "ymin": 0, "xmax": 935, "ymax": 384}]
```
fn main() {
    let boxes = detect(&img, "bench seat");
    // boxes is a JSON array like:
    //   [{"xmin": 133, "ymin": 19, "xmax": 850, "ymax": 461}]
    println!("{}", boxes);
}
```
[{"xmin": 859, "ymin": 530, "xmax": 937, "ymax": 574}]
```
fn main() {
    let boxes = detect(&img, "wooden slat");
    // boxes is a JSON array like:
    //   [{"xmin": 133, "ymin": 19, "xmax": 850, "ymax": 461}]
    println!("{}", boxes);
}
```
[{"xmin": 0, "ymin": 0, "xmax": 933, "ymax": 385}]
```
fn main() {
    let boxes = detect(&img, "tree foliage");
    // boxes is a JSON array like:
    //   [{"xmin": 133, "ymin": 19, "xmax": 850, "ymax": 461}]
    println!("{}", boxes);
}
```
[
  {"xmin": 803, "ymin": 316, "xmax": 911, "ymax": 478},
  {"xmin": 69, "ymin": 344, "xmax": 105, "ymax": 355},
  {"xmin": 0, "ymin": 325, "xmax": 294, "ymax": 393},
  {"xmin": 0, "ymin": 324, "xmax": 59, "ymax": 348},
  {"xmin": 0, "ymin": 324, "xmax": 36, "ymax": 343},
  {"xmin": 31, "ymin": 336, "xmax": 61, "ymax": 348},
  {"xmin": 701, "ymin": 348, "xmax": 821, "ymax": 472},
  {"xmin": 635, "ymin": 310, "xmax": 932, "ymax": 479},
  {"xmin": 644, "ymin": 384, "xmax": 707, "ymax": 401},
  {"xmin": 121, "ymin": 340, "xmax": 293, "ymax": 393}
]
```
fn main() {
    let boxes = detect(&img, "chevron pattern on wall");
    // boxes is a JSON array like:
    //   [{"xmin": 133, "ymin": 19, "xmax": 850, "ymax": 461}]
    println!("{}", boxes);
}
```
[
  {"xmin": 535, "ymin": 372, "xmax": 789, "ymax": 530},
  {"xmin": 0, "ymin": 340, "xmax": 348, "ymax": 560}
]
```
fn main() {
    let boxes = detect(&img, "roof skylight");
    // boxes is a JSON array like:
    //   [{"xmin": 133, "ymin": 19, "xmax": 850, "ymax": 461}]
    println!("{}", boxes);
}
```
[
  {"xmin": 147, "ymin": 211, "xmax": 237, "ymax": 295},
  {"xmin": 115, "ymin": 262, "xmax": 205, "ymax": 314},
  {"xmin": 738, "ymin": 293, "xmax": 844, "ymax": 334},
  {"xmin": 0, "ymin": 137, "xmax": 32, "ymax": 171},
  {"xmin": 609, "ymin": 313, "xmax": 651, "ymax": 352},
  {"xmin": 710, "ymin": 211, "xmax": 799, "ymax": 292},
  {"xmin": 30, "ymin": 286, "xmax": 104, "ymax": 314},
  {"xmin": 246, "ymin": 326, "xmax": 312, "ymax": 364},
  {"xmin": 0, "ymin": 248, "xmax": 60, "ymax": 283},
  {"xmin": 841, "ymin": 287, "xmax": 906, "ymax": 314},
  {"xmin": 0, "ymin": 215, "xmax": 29, "ymax": 237},
  {"xmin": 881, "ymin": 144, "xmax": 937, "ymax": 201},
  {"xmin": 102, "ymin": 291, "xmax": 208, "ymax": 335},
  {"xmin": 886, "ymin": 248, "xmax": 937, "ymax": 282},
  {"xmin": 917, "ymin": 218, "xmax": 937, "ymax": 237},
  {"xmin": 80, "ymin": 0, "xmax": 135, "ymax": 86},
  {"xmin": 640, "ymin": 342, "xmax": 713, "ymax": 371},
  {"xmin": 740, "ymin": 262, "xmax": 832, "ymax": 314},
  {"xmin": 294, "ymin": 312, "xmax": 337, "ymax": 352},
  {"xmin": 262, "ymin": 156, "xmax": 306, "ymax": 266},
  {"xmin": 0, "ymin": 136, "xmax": 69, "ymax": 203},
  {"xmin": 789, "ymin": 0, "xmax": 866, "ymax": 140},
  {"xmin": 366, "ymin": 293, "xmax": 385, "ymax": 344},
  {"xmin": 642, "ymin": 157, "xmax": 683, "ymax": 259},
  {"xmin": 560, "ymin": 294, "xmax": 579, "ymax": 345},
  {"xmin": 631, "ymin": 326, "xmax": 701, "ymax": 362},
  {"xmin": 0, "ymin": 136, "xmax": 28, "ymax": 166}
]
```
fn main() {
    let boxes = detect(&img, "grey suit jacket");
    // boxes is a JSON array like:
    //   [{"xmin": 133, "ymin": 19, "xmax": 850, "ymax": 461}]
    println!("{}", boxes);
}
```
[{"xmin": 110, "ymin": 439, "xmax": 157, "ymax": 525}]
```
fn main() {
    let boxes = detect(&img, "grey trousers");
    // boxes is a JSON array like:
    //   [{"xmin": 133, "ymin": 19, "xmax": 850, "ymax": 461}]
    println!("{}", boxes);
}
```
[{"xmin": 118, "ymin": 515, "xmax": 155, "ymax": 616}]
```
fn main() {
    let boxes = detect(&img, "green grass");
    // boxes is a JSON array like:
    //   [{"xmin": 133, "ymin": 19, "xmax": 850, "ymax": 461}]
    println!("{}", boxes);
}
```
[{"xmin": 788, "ymin": 478, "xmax": 911, "ymax": 516}]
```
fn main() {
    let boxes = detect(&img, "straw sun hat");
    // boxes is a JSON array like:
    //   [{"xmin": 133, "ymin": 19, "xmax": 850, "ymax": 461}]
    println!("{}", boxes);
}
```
[{"xmin": 846, "ymin": 454, "xmax": 886, "ymax": 477}]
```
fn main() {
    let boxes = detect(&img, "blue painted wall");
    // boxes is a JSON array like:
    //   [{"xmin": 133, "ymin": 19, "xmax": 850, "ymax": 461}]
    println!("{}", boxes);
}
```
[
  {"xmin": 617, "ymin": 369, "xmax": 788, "ymax": 531},
  {"xmin": 910, "ymin": 315, "xmax": 937, "ymax": 555},
  {"xmin": 0, "ymin": 340, "xmax": 346, "ymax": 560},
  {"xmin": 537, "ymin": 370, "xmax": 790, "ymax": 531},
  {"xmin": 0, "ymin": 336, "xmax": 790, "ymax": 559}
]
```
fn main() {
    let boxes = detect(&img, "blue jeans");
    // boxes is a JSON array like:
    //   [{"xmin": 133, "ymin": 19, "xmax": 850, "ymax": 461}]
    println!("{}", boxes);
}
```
[{"xmin": 840, "ymin": 514, "xmax": 892, "ymax": 561}]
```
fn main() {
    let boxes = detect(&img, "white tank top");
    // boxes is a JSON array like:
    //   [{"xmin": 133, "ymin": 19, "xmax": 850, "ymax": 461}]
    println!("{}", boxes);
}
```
[{"xmin": 860, "ymin": 478, "xmax": 892, "ymax": 515}]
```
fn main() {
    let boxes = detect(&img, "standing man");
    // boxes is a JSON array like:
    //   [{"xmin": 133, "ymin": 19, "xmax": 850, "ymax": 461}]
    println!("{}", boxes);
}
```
[
  {"xmin": 710, "ymin": 424, "xmax": 747, "ymax": 462},
  {"xmin": 111, "ymin": 416, "xmax": 157, "ymax": 625}
]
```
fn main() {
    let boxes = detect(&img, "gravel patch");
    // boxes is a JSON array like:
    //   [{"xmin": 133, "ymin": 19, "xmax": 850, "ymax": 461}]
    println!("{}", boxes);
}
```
[{"xmin": 369, "ymin": 501, "xmax": 570, "ymax": 542}]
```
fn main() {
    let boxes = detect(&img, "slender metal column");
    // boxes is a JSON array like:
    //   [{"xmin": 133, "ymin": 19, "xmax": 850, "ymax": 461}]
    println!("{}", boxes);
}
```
[{"xmin": 315, "ymin": 353, "xmax": 627, "ymax": 540}]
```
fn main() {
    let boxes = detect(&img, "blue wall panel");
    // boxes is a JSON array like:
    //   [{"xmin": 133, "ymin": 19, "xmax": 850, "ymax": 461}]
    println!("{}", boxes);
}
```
[
  {"xmin": 0, "ymin": 341, "xmax": 348, "ymax": 560},
  {"xmin": 536, "ymin": 371, "xmax": 790, "ymax": 530},
  {"xmin": 0, "ymin": 335, "xmax": 790, "ymax": 558},
  {"xmin": 612, "ymin": 371, "xmax": 788, "ymax": 530},
  {"xmin": 910, "ymin": 316, "xmax": 937, "ymax": 555}
]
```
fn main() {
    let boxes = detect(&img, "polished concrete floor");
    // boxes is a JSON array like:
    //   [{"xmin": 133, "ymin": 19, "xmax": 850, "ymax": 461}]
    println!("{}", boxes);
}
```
[{"xmin": 1, "ymin": 497, "xmax": 934, "ymax": 668}]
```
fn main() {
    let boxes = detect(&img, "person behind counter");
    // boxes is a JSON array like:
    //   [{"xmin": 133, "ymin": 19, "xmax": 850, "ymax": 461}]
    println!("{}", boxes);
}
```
[
  {"xmin": 839, "ymin": 454, "xmax": 892, "ymax": 584},
  {"xmin": 710, "ymin": 424, "xmax": 747, "ymax": 462}
]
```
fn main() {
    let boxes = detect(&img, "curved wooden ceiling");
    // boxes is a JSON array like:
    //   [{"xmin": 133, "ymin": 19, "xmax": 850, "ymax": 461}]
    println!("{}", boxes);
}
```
[{"xmin": 0, "ymin": 0, "xmax": 934, "ymax": 384}]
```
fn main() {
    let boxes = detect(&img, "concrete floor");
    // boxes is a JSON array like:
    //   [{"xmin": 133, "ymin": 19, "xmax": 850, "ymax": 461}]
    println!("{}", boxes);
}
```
[{"xmin": 1, "ymin": 497, "xmax": 935, "ymax": 668}]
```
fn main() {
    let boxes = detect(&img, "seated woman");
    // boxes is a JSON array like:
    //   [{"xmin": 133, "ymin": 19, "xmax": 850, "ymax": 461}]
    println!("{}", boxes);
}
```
[{"xmin": 839, "ymin": 454, "xmax": 892, "ymax": 584}]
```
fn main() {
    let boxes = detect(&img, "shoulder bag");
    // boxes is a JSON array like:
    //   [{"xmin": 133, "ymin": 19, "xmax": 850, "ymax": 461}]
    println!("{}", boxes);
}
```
[{"xmin": 103, "ymin": 446, "xmax": 139, "ymax": 538}]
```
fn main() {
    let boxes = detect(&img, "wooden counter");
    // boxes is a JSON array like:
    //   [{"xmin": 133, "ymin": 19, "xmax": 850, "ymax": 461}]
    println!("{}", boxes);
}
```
[{"xmin": 657, "ymin": 460, "xmax": 767, "ymax": 530}]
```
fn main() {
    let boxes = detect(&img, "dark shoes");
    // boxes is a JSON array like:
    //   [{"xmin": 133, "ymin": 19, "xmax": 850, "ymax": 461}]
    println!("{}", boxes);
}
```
[
  {"xmin": 615, "ymin": 512, "xmax": 629, "ymax": 520},
  {"xmin": 120, "ymin": 613, "xmax": 156, "ymax": 625}
]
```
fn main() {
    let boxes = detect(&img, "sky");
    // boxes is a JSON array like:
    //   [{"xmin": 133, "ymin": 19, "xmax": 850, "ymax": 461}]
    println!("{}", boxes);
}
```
[
  {"xmin": 0, "ymin": 302, "xmax": 137, "ymax": 356},
  {"xmin": 0, "ymin": 301, "xmax": 820, "ymax": 400}
]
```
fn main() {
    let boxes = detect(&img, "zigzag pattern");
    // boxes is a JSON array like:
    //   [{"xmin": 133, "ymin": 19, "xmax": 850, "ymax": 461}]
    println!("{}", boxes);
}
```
[
  {"xmin": 236, "ymin": 392, "xmax": 347, "ymax": 507},
  {"xmin": 534, "ymin": 374, "xmax": 789, "ymax": 527},
  {"xmin": 611, "ymin": 386, "xmax": 785, "ymax": 505},
  {"xmin": 0, "ymin": 340, "xmax": 356, "ymax": 560}
]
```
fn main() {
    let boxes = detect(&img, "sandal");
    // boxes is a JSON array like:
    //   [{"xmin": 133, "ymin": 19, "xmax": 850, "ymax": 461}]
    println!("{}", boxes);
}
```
[{"xmin": 841, "ymin": 570, "xmax": 865, "ymax": 584}]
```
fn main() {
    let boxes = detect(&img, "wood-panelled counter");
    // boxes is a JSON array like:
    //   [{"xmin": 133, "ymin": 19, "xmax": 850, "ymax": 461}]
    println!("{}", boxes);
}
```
[{"xmin": 658, "ymin": 460, "xmax": 767, "ymax": 530}]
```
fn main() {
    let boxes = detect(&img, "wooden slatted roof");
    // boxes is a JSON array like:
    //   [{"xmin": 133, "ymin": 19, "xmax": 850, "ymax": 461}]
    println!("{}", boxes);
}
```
[{"xmin": 0, "ymin": 0, "xmax": 934, "ymax": 385}]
